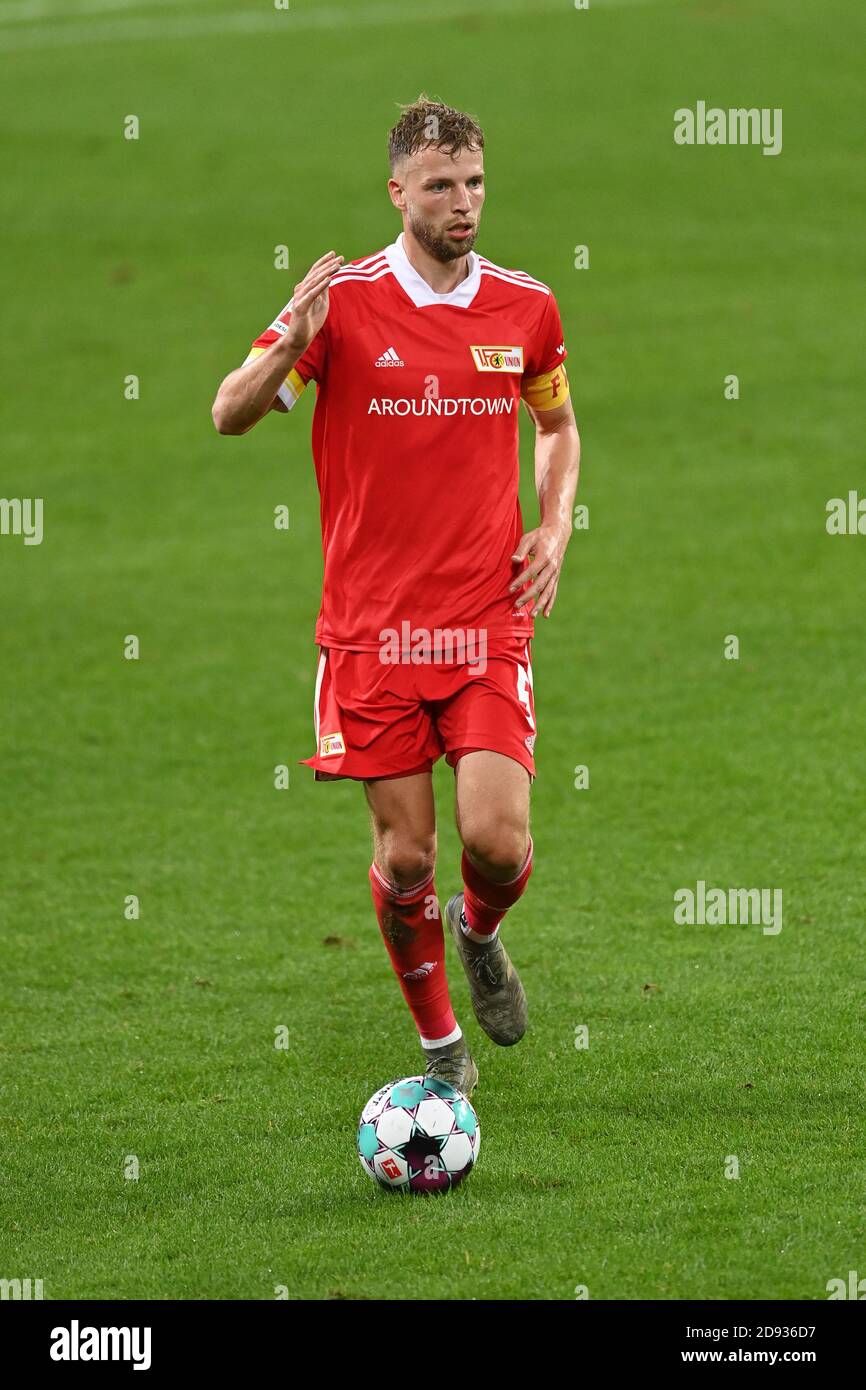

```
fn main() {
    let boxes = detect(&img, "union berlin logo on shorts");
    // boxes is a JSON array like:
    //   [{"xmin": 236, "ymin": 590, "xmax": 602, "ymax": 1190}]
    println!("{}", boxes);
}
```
[
  {"xmin": 319, "ymin": 732, "xmax": 345, "ymax": 757},
  {"xmin": 470, "ymin": 345, "xmax": 524, "ymax": 372}
]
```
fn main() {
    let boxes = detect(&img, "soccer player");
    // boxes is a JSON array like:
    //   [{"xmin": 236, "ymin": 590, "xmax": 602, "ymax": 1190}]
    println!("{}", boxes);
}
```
[{"xmin": 212, "ymin": 97, "xmax": 580, "ymax": 1099}]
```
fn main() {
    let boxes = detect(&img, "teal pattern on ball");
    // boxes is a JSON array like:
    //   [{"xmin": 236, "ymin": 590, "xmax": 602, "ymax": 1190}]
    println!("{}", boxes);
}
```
[
  {"xmin": 423, "ymin": 1076, "xmax": 458, "ymax": 1101},
  {"xmin": 390, "ymin": 1080, "xmax": 427, "ymax": 1109},
  {"xmin": 452, "ymin": 1099, "xmax": 477, "ymax": 1136},
  {"xmin": 358, "ymin": 1123, "xmax": 378, "ymax": 1159}
]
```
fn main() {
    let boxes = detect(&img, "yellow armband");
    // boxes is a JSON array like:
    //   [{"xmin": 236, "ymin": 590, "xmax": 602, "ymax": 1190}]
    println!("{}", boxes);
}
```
[
  {"xmin": 244, "ymin": 345, "xmax": 308, "ymax": 409},
  {"xmin": 521, "ymin": 363, "xmax": 570, "ymax": 411}
]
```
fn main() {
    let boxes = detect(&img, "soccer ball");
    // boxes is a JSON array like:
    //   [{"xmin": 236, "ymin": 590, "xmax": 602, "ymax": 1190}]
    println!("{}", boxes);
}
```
[{"xmin": 357, "ymin": 1075, "xmax": 480, "ymax": 1193}]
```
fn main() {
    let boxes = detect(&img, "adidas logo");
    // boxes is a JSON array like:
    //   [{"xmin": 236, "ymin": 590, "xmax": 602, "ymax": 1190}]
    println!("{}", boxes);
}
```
[
  {"xmin": 402, "ymin": 961, "xmax": 436, "ymax": 981},
  {"xmin": 374, "ymin": 346, "xmax": 404, "ymax": 367}
]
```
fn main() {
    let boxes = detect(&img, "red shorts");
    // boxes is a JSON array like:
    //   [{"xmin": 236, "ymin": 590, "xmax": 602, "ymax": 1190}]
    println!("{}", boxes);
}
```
[{"xmin": 301, "ymin": 639, "xmax": 537, "ymax": 781}]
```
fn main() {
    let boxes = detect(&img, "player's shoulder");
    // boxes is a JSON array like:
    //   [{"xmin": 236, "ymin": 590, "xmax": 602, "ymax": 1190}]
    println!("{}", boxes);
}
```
[
  {"xmin": 476, "ymin": 253, "xmax": 554, "ymax": 302},
  {"xmin": 329, "ymin": 247, "xmax": 392, "ymax": 295}
]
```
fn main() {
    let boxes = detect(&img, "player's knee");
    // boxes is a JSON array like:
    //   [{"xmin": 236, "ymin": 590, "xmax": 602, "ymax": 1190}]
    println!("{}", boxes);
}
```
[
  {"xmin": 462, "ymin": 823, "xmax": 528, "ymax": 881},
  {"xmin": 378, "ymin": 838, "xmax": 436, "ymax": 890}
]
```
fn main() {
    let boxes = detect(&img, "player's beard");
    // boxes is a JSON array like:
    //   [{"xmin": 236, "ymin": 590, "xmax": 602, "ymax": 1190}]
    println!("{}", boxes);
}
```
[{"xmin": 408, "ymin": 207, "xmax": 478, "ymax": 262}]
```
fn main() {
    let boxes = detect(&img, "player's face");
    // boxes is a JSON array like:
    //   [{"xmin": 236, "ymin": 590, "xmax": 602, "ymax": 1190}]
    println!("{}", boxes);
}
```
[{"xmin": 393, "ymin": 145, "xmax": 485, "ymax": 262}]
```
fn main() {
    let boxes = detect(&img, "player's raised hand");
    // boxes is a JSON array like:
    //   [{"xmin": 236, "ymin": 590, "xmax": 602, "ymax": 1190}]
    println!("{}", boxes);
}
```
[{"xmin": 286, "ymin": 251, "xmax": 344, "ymax": 351}]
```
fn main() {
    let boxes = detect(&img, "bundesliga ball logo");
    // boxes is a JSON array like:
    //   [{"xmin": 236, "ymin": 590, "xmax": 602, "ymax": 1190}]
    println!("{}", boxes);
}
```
[{"xmin": 357, "ymin": 1075, "xmax": 480, "ymax": 1192}]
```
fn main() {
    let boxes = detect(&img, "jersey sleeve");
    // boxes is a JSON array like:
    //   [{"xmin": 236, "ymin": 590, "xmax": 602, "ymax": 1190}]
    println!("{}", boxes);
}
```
[
  {"xmin": 521, "ymin": 290, "xmax": 570, "ymax": 411},
  {"xmin": 241, "ymin": 300, "xmax": 330, "ymax": 411}
]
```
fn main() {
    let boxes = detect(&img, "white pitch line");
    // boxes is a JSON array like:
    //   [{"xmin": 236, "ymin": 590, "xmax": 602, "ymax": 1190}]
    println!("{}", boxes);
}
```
[
  {"xmin": 0, "ymin": 0, "xmax": 214, "ymax": 24},
  {"xmin": 0, "ymin": 0, "xmax": 669, "ymax": 53},
  {"xmin": 0, "ymin": 0, "xmax": 659, "ymax": 17}
]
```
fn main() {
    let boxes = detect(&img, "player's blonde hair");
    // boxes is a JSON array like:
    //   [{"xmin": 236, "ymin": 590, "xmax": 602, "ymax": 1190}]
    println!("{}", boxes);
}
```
[{"xmin": 388, "ymin": 94, "xmax": 484, "ymax": 172}]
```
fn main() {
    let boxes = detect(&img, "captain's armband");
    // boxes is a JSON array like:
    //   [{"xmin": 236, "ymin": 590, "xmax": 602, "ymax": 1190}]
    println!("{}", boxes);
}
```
[
  {"xmin": 243, "ymin": 346, "xmax": 308, "ymax": 411},
  {"xmin": 521, "ymin": 363, "xmax": 570, "ymax": 411}
]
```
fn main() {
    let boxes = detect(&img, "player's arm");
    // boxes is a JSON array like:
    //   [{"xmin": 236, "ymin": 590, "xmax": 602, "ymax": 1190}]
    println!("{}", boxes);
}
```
[
  {"xmin": 211, "ymin": 251, "xmax": 343, "ymax": 435},
  {"xmin": 511, "ymin": 380, "xmax": 581, "ymax": 619}
]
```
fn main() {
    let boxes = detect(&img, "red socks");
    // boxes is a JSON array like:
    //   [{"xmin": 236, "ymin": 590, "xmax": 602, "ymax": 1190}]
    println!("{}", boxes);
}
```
[
  {"xmin": 461, "ymin": 837, "xmax": 533, "ymax": 940},
  {"xmin": 368, "ymin": 841, "xmax": 534, "ymax": 1041},
  {"xmin": 369, "ymin": 862, "xmax": 460, "ymax": 1049}
]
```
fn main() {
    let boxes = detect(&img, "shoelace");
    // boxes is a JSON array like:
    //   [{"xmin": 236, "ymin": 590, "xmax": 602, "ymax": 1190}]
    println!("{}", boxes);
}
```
[
  {"xmin": 426, "ymin": 1058, "xmax": 462, "ymax": 1083},
  {"xmin": 469, "ymin": 951, "xmax": 503, "ymax": 989}
]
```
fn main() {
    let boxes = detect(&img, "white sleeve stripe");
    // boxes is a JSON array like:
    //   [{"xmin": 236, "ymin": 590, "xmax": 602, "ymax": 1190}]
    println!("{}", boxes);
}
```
[
  {"xmin": 312, "ymin": 650, "xmax": 327, "ymax": 744},
  {"xmin": 479, "ymin": 267, "xmax": 549, "ymax": 295}
]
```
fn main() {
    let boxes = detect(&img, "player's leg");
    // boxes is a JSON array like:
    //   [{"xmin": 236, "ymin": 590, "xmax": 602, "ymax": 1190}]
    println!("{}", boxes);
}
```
[
  {"xmin": 455, "ymin": 747, "xmax": 532, "ymax": 900},
  {"xmin": 365, "ymin": 771, "xmax": 478, "ymax": 1094},
  {"xmin": 443, "ymin": 750, "xmax": 532, "ymax": 1044},
  {"xmin": 433, "ymin": 646, "xmax": 538, "ymax": 1045}
]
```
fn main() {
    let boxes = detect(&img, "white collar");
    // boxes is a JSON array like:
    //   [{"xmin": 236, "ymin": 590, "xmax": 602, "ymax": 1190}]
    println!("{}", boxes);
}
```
[{"xmin": 385, "ymin": 232, "xmax": 481, "ymax": 308}]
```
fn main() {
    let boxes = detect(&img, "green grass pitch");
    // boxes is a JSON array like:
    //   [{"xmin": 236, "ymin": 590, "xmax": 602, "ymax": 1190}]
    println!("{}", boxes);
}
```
[{"xmin": 1, "ymin": 0, "xmax": 863, "ymax": 1299}]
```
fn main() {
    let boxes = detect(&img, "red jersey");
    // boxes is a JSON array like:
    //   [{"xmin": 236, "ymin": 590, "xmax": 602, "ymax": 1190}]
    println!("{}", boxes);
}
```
[{"xmin": 244, "ymin": 234, "xmax": 570, "ymax": 654}]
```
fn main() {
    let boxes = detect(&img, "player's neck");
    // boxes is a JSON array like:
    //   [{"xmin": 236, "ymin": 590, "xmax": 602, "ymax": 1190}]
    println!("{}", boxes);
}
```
[{"xmin": 401, "ymin": 229, "xmax": 471, "ymax": 295}]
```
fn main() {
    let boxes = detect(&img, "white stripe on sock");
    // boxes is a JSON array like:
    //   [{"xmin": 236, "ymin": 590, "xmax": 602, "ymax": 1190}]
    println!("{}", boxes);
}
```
[
  {"xmin": 370, "ymin": 860, "xmax": 434, "ymax": 902},
  {"xmin": 420, "ymin": 1023, "xmax": 463, "ymax": 1050},
  {"xmin": 461, "ymin": 919, "xmax": 499, "ymax": 945}
]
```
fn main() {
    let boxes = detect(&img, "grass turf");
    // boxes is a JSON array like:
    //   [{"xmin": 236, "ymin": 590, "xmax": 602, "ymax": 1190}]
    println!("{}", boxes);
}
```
[{"xmin": 1, "ymin": 0, "xmax": 863, "ymax": 1299}]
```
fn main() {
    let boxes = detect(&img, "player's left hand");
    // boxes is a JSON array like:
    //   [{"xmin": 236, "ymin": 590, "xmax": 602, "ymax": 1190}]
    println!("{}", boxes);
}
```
[{"xmin": 509, "ymin": 522, "xmax": 571, "ymax": 618}]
